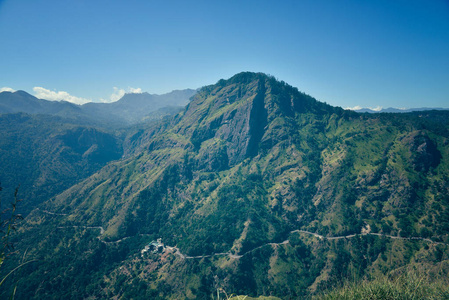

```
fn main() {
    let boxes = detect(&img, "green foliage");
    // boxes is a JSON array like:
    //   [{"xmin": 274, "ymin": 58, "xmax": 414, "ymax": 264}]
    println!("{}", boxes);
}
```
[
  {"xmin": 0, "ymin": 185, "xmax": 23, "ymax": 263},
  {"xmin": 0, "ymin": 113, "xmax": 123, "ymax": 216},
  {"xmin": 315, "ymin": 268, "xmax": 449, "ymax": 300},
  {"xmin": 0, "ymin": 185, "xmax": 39, "ymax": 300},
  {"xmin": 229, "ymin": 296, "xmax": 281, "ymax": 300}
]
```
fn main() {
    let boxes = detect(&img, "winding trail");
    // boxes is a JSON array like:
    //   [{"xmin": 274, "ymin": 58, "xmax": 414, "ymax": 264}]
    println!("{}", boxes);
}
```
[
  {"xmin": 37, "ymin": 208, "xmax": 69, "ymax": 216},
  {"xmin": 40, "ymin": 209, "xmax": 448, "ymax": 261},
  {"xmin": 157, "ymin": 230, "xmax": 448, "ymax": 261},
  {"xmin": 162, "ymin": 230, "xmax": 448, "ymax": 261},
  {"xmin": 103, "ymin": 234, "xmax": 153, "ymax": 245},
  {"xmin": 57, "ymin": 225, "xmax": 105, "ymax": 235}
]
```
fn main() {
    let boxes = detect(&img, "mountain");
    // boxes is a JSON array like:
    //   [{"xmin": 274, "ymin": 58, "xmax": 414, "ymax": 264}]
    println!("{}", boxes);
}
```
[
  {"xmin": 82, "ymin": 89, "xmax": 197, "ymax": 125},
  {"xmin": 0, "ymin": 90, "xmax": 83, "ymax": 116},
  {"xmin": 352, "ymin": 107, "xmax": 448, "ymax": 113},
  {"xmin": 0, "ymin": 89, "xmax": 196, "ymax": 127},
  {"xmin": 2, "ymin": 72, "xmax": 449, "ymax": 299}
]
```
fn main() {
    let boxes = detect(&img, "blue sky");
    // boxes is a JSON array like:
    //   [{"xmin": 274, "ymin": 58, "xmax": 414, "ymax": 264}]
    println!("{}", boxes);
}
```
[{"xmin": 0, "ymin": 0, "xmax": 448, "ymax": 109}]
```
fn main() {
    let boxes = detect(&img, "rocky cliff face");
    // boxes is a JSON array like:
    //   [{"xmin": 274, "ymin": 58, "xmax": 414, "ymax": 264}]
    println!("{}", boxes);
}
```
[
  {"xmin": 173, "ymin": 72, "xmax": 336, "ymax": 167},
  {"xmin": 409, "ymin": 132, "xmax": 441, "ymax": 172}
]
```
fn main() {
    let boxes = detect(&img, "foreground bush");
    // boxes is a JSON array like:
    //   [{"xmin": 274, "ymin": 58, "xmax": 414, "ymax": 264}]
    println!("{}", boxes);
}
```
[{"xmin": 314, "ymin": 269, "xmax": 449, "ymax": 300}]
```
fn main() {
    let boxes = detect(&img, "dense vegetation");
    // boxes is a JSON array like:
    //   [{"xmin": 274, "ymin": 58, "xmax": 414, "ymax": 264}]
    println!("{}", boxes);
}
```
[
  {"xmin": 1, "ymin": 72, "xmax": 448, "ymax": 299},
  {"xmin": 0, "ymin": 113, "xmax": 123, "ymax": 215}
]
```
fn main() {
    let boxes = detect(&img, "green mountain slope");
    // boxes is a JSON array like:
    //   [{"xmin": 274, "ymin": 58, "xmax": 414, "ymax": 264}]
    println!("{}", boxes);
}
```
[
  {"xmin": 2, "ymin": 73, "xmax": 449, "ymax": 299},
  {"xmin": 0, "ymin": 113, "xmax": 123, "ymax": 215}
]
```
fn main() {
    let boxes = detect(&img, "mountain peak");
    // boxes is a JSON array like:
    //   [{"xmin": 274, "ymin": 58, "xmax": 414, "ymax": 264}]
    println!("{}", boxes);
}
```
[
  {"xmin": 169, "ymin": 73, "xmax": 338, "ymax": 166},
  {"xmin": 217, "ymin": 71, "xmax": 269, "ymax": 85},
  {"xmin": 14, "ymin": 90, "xmax": 35, "ymax": 97}
]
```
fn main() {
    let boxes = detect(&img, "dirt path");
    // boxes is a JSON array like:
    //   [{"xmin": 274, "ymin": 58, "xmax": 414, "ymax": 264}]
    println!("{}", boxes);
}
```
[
  {"xmin": 41, "ymin": 209, "xmax": 447, "ymax": 260},
  {"xmin": 38, "ymin": 208, "xmax": 68, "ymax": 216},
  {"xmin": 159, "ymin": 230, "xmax": 448, "ymax": 261},
  {"xmin": 57, "ymin": 225, "xmax": 105, "ymax": 235}
]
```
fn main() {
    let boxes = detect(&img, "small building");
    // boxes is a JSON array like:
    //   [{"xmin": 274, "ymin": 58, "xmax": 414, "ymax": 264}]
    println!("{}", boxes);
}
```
[
  {"xmin": 141, "ymin": 238, "xmax": 164, "ymax": 257},
  {"xmin": 148, "ymin": 240, "xmax": 164, "ymax": 253}
]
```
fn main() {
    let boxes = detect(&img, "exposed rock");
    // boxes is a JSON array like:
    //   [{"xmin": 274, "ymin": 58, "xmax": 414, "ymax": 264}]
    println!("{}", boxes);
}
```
[{"xmin": 410, "ymin": 132, "xmax": 441, "ymax": 172}]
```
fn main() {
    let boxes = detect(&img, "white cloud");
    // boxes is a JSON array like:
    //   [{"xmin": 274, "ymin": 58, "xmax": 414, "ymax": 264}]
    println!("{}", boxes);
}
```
[
  {"xmin": 100, "ymin": 86, "xmax": 143, "ymax": 103},
  {"xmin": 345, "ymin": 105, "xmax": 363, "ymax": 111},
  {"xmin": 102, "ymin": 87, "xmax": 126, "ymax": 103},
  {"xmin": 128, "ymin": 87, "xmax": 142, "ymax": 94},
  {"xmin": 29, "ymin": 86, "xmax": 143, "ymax": 104},
  {"xmin": 345, "ymin": 105, "xmax": 383, "ymax": 111},
  {"xmin": 0, "ymin": 87, "xmax": 16, "ymax": 93},
  {"xmin": 33, "ymin": 87, "xmax": 91, "ymax": 105}
]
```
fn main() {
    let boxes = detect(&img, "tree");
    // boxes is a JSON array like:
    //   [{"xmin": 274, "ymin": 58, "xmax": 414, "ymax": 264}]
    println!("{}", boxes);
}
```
[{"xmin": 0, "ymin": 184, "xmax": 35, "ymax": 296}]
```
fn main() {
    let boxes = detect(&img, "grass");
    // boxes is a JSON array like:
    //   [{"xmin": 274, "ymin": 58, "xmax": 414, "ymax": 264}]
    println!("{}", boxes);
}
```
[
  {"xmin": 314, "ymin": 269, "xmax": 449, "ymax": 300},
  {"xmin": 228, "ymin": 296, "xmax": 281, "ymax": 300},
  {"xmin": 215, "ymin": 287, "xmax": 281, "ymax": 300}
]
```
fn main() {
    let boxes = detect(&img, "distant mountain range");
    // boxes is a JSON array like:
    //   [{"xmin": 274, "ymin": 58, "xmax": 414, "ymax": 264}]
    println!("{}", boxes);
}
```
[
  {"xmin": 351, "ymin": 107, "xmax": 448, "ymax": 113},
  {"xmin": 0, "ymin": 88, "xmax": 196, "ymax": 215},
  {"xmin": 3, "ymin": 89, "xmax": 446, "ymax": 122},
  {"xmin": 0, "ymin": 89, "xmax": 197, "ymax": 127}
]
